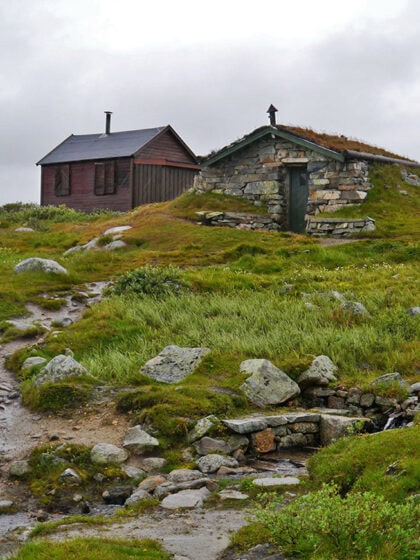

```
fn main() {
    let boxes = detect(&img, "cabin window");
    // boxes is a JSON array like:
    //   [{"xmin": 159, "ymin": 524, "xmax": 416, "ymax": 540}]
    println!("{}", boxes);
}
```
[
  {"xmin": 54, "ymin": 165, "xmax": 71, "ymax": 196},
  {"xmin": 94, "ymin": 161, "xmax": 116, "ymax": 195}
]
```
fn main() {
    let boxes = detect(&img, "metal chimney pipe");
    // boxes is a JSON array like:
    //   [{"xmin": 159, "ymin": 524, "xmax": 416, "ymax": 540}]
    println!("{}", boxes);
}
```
[
  {"xmin": 267, "ymin": 104, "xmax": 278, "ymax": 126},
  {"xmin": 105, "ymin": 111, "xmax": 112, "ymax": 134}
]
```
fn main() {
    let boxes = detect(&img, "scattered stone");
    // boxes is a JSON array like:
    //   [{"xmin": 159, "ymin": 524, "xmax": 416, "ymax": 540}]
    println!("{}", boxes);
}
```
[
  {"xmin": 103, "ymin": 225, "xmax": 133, "ymax": 235},
  {"xmin": 102, "ymin": 486, "xmax": 132, "ymax": 505},
  {"xmin": 122, "ymin": 465, "xmax": 145, "ymax": 479},
  {"xmin": 216, "ymin": 466, "xmax": 256, "ymax": 476},
  {"xmin": 104, "ymin": 240, "xmax": 127, "ymax": 251},
  {"xmin": 187, "ymin": 415, "xmax": 219, "ymax": 443},
  {"xmin": 123, "ymin": 425, "xmax": 159, "ymax": 454},
  {"xmin": 167, "ymin": 469, "xmax": 203, "ymax": 483},
  {"xmin": 35, "ymin": 510, "xmax": 49, "ymax": 522},
  {"xmin": 197, "ymin": 454, "xmax": 239, "ymax": 474},
  {"xmin": 0, "ymin": 500, "xmax": 14, "ymax": 511},
  {"xmin": 218, "ymin": 489, "xmax": 249, "ymax": 500},
  {"xmin": 53, "ymin": 317, "xmax": 73, "ymax": 328},
  {"xmin": 194, "ymin": 436, "xmax": 230, "ymax": 456},
  {"xmin": 36, "ymin": 353, "xmax": 92, "ymax": 386},
  {"xmin": 341, "ymin": 301, "xmax": 370, "ymax": 316},
  {"xmin": 21, "ymin": 357, "xmax": 48, "ymax": 371},
  {"xmin": 298, "ymin": 355, "xmax": 338, "ymax": 388},
  {"xmin": 60, "ymin": 468, "xmax": 82, "ymax": 485},
  {"xmin": 14, "ymin": 258, "xmax": 68, "ymax": 275},
  {"xmin": 320, "ymin": 415, "xmax": 371, "ymax": 446},
  {"xmin": 407, "ymin": 307, "xmax": 420, "ymax": 316},
  {"xmin": 410, "ymin": 382, "xmax": 420, "ymax": 394},
  {"xmin": 15, "ymin": 227, "xmax": 34, "ymax": 232},
  {"xmin": 141, "ymin": 345, "xmax": 211, "ymax": 383},
  {"xmin": 253, "ymin": 477, "xmax": 300, "ymax": 487},
  {"xmin": 371, "ymin": 372, "xmax": 411, "ymax": 392},
  {"xmin": 138, "ymin": 475, "xmax": 167, "ymax": 493},
  {"xmin": 9, "ymin": 460, "xmax": 30, "ymax": 478},
  {"xmin": 141, "ymin": 457, "xmax": 167, "ymax": 472},
  {"xmin": 160, "ymin": 487, "xmax": 210, "ymax": 509},
  {"xmin": 72, "ymin": 493, "xmax": 83, "ymax": 503},
  {"xmin": 360, "ymin": 393, "xmax": 375, "ymax": 408},
  {"xmin": 125, "ymin": 489, "xmax": 151, "ymax": 505},
  {"xmin": 90, "ymin": 443, "xmax": 128, "ymax": 465},
  {"xmin": 240, "ymin": 359, "xmax": 300, "ymax": 407}
]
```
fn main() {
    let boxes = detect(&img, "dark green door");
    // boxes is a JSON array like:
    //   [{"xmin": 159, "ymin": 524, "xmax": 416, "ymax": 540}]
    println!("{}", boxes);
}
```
[{"xmin": 289, "ymin": 167, "xmax": 308, "ymax": 233}]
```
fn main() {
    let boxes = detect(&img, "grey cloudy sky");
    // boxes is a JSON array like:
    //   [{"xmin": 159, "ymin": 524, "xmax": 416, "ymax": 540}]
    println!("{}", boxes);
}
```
[{"xmin": 1, "ymin": 0, "xmax": 419, "ymax": 205}]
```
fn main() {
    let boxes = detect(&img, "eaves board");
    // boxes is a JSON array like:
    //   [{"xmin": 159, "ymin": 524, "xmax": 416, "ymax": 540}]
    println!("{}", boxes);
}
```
[{"xmin": 204, "ymin": 127, "xmax": 344, "ymax": 166}]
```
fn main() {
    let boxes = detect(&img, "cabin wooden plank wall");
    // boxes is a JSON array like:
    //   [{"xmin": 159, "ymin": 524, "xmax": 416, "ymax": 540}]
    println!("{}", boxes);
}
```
[
  {"xmin": 133, "ymin": 164, "xmax": 196, "ymax": 206},
  {"xmin": 137, "ymin": 130, "xmax": 195, "ymax": 163},
  {"xmin": 41, "ymin": 157, "xmax": 132, "ymax": 212}
]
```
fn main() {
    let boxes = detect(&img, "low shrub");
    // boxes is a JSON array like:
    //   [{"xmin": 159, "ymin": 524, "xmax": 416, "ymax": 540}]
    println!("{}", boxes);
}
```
[
  {"xmin": 253, "ymin": 484, "xmax": 419, "ymax": 559},
  {"xmin": 105, "ymin": 265, "xmax": 186, "ymax": 297},
  {"xmin": 21, "ymin": 380, "xmax": 92, "ymax": 412}
]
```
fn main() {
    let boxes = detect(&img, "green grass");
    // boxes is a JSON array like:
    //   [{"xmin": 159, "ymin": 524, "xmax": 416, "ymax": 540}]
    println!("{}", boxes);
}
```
[
  {"xmin": 11, "ymin": 538, "xmax": 171, "ymax": 560},
  {"xmin": 307, "ymin": 426, "xmax": 420, "ymax": 502}
]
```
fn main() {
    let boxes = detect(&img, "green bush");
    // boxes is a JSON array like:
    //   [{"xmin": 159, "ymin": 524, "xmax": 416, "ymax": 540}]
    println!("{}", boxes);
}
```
[
  {"xmin": 21, "ymin": 380, "xmax": 92, "ymax": 412},
  {"xmin": 254, "ymin": 484, "xmax": 419, "ymax": 559},
  {"xmin": 105, "ymin": 265, "xmax": 186, "ymax": 297},
  {"xmin": 0, "ymin": 202, "xmax": 120, "ymax": 224}
]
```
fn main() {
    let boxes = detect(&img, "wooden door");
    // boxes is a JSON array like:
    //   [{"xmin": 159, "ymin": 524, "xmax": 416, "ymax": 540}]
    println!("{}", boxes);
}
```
[{"xmin": 289, "ymin": 167, "xmax": 308, "ymax": 233}]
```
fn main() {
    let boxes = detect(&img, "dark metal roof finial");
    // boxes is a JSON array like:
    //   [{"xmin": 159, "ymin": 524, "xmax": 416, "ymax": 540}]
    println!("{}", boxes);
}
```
[
  {"xmin": 267, "ymin": 104, "xmax": 278, "ymax": 126},
  {"xmin": 104, "ymin": 111, "xmax": 113, "ymax": 135}
]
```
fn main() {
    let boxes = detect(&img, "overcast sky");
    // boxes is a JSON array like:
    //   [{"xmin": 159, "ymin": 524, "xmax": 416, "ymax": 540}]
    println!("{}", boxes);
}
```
[{"xmin": 1, "ymin": 0, "xmax": 419, "ymax": 205}]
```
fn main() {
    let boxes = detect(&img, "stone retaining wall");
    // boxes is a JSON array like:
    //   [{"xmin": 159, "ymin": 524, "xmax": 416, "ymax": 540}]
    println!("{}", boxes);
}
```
[
  {"xmin": 306, "ymin": 217, "xmax": 376, "ymax": 237},
  {"xmin": 195, "ymin": 211, "xmax": 279, "ymax": 231}
]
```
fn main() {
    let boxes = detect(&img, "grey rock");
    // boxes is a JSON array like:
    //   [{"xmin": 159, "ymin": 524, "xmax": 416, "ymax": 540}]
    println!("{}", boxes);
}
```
[
  {"xmin": 60, "ymin": 468, "xmax": 82, "ymax": 484},
  {"xmin": 197, "ymin": 454, "xmax": 239, "ymax": 474},
  {"xmin": 125, "ymin": 489, "xmax": 151, "ymax": 505},
  {"xmin": 320, "ymin": 415, "xmax": 371, "ymax": 446},
  {"xmin": 9, "ymin": 460, "xmax": 30, "ymax": 477},
  {"xmin": 21, "ymin": 357, "xmax": 47, "ymax": 371},
  {"xmin": 91, "ymin": 443, "xmax": 128, "ymax": 465},
  {"xmin": 298, "ymin": 355, "xmax": 338, "ymax": 388},
  {"xmin": 0, "ymin": 500, "xmax": 14, "ymax": 510},
  {"xmin": 194, "ymin": 436, "xmax": 230, "ymax": 456},
  {"xmin": 167, "ymin": 469, "xmax": 203, "ymax": 483},
  {"xmin": 141, "ymin": 457, "xmax": 167, "ymax": 472},
  {"xmin": 14, "ymin": 258, "xmax": 68, "ymax": 275},
  {"xmin": 253, "ymin": 477, "xmax": 300, "ymax": 487},
  {"xmin": 154, "ymin": 478, "xmax": 212, "ymax": 498},
  {"xmin": 138, "ymin": 475, "xmax": 167, "ymax": 492},
  {"xmin": 103, "ymin": 225, "xmax": 132, "ymax": 235},
  {"xmin": 341, "ymin": 301, "xmax": 370, "ymax": 316},
  {"xmin": 53, "ymin": 317, "xmax": 73, "ymax": 328},
  {"xmin": 104, "ymin": 240, "xmax": 127, "ymax": 251},
  {"xmin": 14, "ymin": 227, "xmax": 34, "ymax": 232},
  {"xmin": 187, "ymin": 415, "xmax": 219, "ymax": 443},
  {"xmin": 123, "ymin": 425, "xmax": 159, "ymax": 454},
  {"xmin": 240, "ymin": 359, "xmax": 300, "ymax": 407},
  {"xmin": 222, "ymin": 417, "xmax": 268, "ymax": 434},
  {"xmin": 360, "ymin": 393, "xmax": 375, "ymax": 408},
  {"xmin": 141, "ymin": 345, "xmax": 211, "ymax": 383},
  {"xmin": 277, "ymin": 433, "xmax": 308, "ymax": 448},
  {"xmin": 411, "ymin": 382, "xmax": 420, "ymax": 394},
  {"xmin": 407, "ymin": 307, "xmax": 420, "ymax": 316},
  {"xmin": 160, "ymin": 487, "xmax": 210, "ymax": 509},
  {"xmin": 36, "ymin": 354, "xmax": 92, "ymax": 386},
  {"xmin": 122, "ymin": 465, "xmax": 146, "ymax": 479},
  {"xmin": 102, "ymin": 486, "xmax": 132, "ymax": 505},
  {"xmin": 218, "ymin": 489, "xmax": 249, "ymax": 500},
  {"xmin": 371, "ymin": 372, "xmax": 411, "ymax": 391}
]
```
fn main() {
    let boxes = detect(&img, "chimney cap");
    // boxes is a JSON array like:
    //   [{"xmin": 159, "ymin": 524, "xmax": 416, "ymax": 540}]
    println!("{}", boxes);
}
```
[
  {"xmin": 104, "ymin": 111, "xmax": 112, "ymax": 135},
  {"xmin": 267, "ymin": 104, "xmax": 278, "ymax": 126}
]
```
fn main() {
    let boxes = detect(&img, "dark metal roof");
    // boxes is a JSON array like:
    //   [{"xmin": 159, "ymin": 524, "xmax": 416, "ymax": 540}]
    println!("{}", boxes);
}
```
[{"xmin": 37, "ymin": 127, "xmax": 166, "ymax": 165}]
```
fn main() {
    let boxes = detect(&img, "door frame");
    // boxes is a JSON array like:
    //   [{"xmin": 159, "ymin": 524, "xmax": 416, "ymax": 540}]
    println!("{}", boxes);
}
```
[{"xmin": 287, "ymin": 165, "xmax": 309, "ymax": 233}]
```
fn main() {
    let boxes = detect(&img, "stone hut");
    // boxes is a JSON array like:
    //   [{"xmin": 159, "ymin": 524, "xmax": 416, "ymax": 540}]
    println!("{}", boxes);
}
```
[{"xmin": 195, "ymin": 106, "xmax": 420, "ymax": 233}]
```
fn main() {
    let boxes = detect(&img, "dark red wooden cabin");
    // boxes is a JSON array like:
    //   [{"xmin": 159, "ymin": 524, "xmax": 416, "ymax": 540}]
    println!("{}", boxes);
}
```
[{"xmin": 37, "ymin": 113, "xmax": 200, "ymax": 212}]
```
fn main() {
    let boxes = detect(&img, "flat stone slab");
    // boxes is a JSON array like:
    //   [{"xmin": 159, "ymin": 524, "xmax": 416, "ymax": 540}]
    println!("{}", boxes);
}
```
[
  {"xmin": 141, "ymin": 345, "xmax": 210, "ymax": 383},
  {"xmin": 218, "ymin": 489, "xmax": 249, "ymax": 500},
  {"xmin": 160, "ymin": 488, "xmax": 210, "ymax": 509},
  {"xmin": 253, "ymin": 477, "xmax": 300, "ymax": 487},
  {"xmin": 103, "ymin": 225, "xmax": 132, "ymax": 235},
  {"xmin": 222, "ymin": 412, "xmax": 320, "ymax": 434}
]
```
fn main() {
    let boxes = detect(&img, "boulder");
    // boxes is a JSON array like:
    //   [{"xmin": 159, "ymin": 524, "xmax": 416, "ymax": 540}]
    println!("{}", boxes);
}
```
[
  {"xmin": 125, "ymin": 489, "xmax": 151, "ymax": 505},
  {"xmin": 187, "ymin": 415, "xmax": 219, "ymax": 443},
  {"xmin": 320, "ymin": 415, "xmax": 371, "ymax": 446},
  {"xmin": 411, "ymin": 382, "xmax": 420, "ymax": 394},
  {"xmin": 160, "ymin": 487, "xmax": 210, "ymax": 509},
  {"xmin": 141, "ymin": 457, "xmax": 167, "ymax": 472},
  {"xmin": 341, "ymin": 301, "xmax": 370, "ymax": 316},
  {"xmin": 90, "ymin": 443, "xmax": 128, "ymax": 464},
  {"xmin": 14, "ymin": 258, "xmax": 68, "ymax": 275},
  {"xmin": 407, "ymin": 307, "xmax": 420, "ymax": 316},
  {"xmin": 253, "ymin": 477, "xmax": 300, "ymax": 487},
  {"xmin": 9, "ymin": 460, "xmax": 30, "ymax": 478},
  {"xmin": 197, "ymin": 454, "xmax": 239, "ymax": 474},
  {"xmin": 141, "ymin": 345, "xmax": 210, "ymax": 383},
  {"xmin": 167, "ymin": 469, "xmax": 203, "ymax": 483},
  {"xmin": 21, "ymin": 357, "xmax": 47, "ymax": 371},
  {"xmin": 298, "ymin": 355, "xmax": 338, "ymax": 388},
  {"xmin": 60, "ymin": 468, "xmax": 82, "ymax": 485},
  {"xmin": 123, "ymin": 425, "xmax": 159, "ymax": 454},
  {"xmin": 103, "ymin": 225, "xmax": 132, "ymax": 235},
  {"xmin": 35, "ymin": 353, "xmax": 92, "ymax": 386},
  {"xmin": 240, "ymin": 359, "xmax": 300, "ymax": 407},
  {"xmin": 138, "ymin": 475, "xmax": 167, "ymax": 492},
  {"xmin": 193, "ymin": 436, "xmax": 230, "ymax": 456},
  {"xmin": 104, "ymin": 240, "xmax": 127, "ymax": 251},
  {"xmin": 371, "ymin": 372, "xmax": 411, "ymax": 392},
  {"xmin": 122, "ymin": 465, "xmax": 146, "ymax": 479},
  {"xmin": 102, "ymin": 486, "xmax": 132, "ymax": 505}
]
